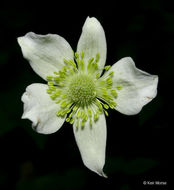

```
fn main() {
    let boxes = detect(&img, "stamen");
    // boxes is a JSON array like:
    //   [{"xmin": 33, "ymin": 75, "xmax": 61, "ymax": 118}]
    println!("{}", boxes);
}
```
[
  {"xmin": 46, "ymin": 76, "xmax": 53, "ymax": 80},
  {"xmin": 104, "ymin": 65, "xmax": 111, "ymax": 71},
  {"xmin": 81, "ymin": 120, "xmax": 85, "ymax": 129},
  {"xmin": 74, "ymin": 52, "xmax": 79, "ymax": 59},
  {"xmin": 70, "ymin": 118, "xmax": 74, "ymax": 124},
  {"xmin": 81, "ymin": 51, "xmax": 84, "ymax": 59},
  {"xmin": 80, "ymin": 59, "xmax": 85, "ymax": 71},
  {"xmin": 110, "ymin": 89, "xmax": 117, "ymax": 98},
  {"xmin": 104, "ymin": 110, "xmax": 109, "ymax": 116},
  {"xmin": 96, "ymin": 73, "xmax": 100, "ymax": 79},
  {"xmin": 109, "ymin": 71, "xmax": 114, "ymax": 76},
  {"xmin": 46, "ymin": 51, "xmax": 121, "ymax": 129},
  {"xmin": 95, "ymin": 53, "xmax": 100, "ymax": 63},
  {"xmin": 94, "ymin": 113, "xmax": 99, "ymax": 122},
  {"xmin": 116, "ymin": 85, "xmax": 123, "ymax": 90}
]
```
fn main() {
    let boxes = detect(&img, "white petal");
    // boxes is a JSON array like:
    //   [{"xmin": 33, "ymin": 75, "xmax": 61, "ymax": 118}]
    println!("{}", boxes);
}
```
[
  {"xmin": 21, "ymin": 83, "xmax": 65, "ymax": 134},
  {"xmin": 106, "ymin": 57, "xmax": 158, "ymax": 115},
  {"xmin": 73, "ymin": 114, "xmax": 107, "ymax": 177},
  {"xmin": 18, "ymin": 32, "xmax": 74, "ymax": 80},
  {"xmin": 77, "ymin": 17, "xmax": 107, "ymax": 72}
]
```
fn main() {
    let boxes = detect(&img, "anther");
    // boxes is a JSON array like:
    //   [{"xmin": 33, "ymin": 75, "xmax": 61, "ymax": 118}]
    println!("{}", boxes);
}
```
[
  {"xmin": 75, "ymin": 52, "xmax": 79, "ymax": 58},
  {"xmin": 95, "ymin": 53, "xmax": 100, "ymax": 63},
  {"xmin": 46, "ymin": 76, "xmax": 53, "ymax": 80},
  {"xmin": 81, "ymin": 51, "xmax": 84, "ymax": 59},
  {"xmin": 116, "ymin": 85, "xmax": 122, "ymax": 90},
  {"xmin": 104, "ymin": 65, "xmax": 111, "ymax": 71}
]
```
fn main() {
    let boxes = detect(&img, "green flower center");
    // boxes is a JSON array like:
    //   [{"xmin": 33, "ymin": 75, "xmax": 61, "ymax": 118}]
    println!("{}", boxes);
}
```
[
  {"xmin": 67, "ymin": 74, "xmax": 96, "ymax": 107},
  {"xmin": 46, "ymin": 51, "xmax": 122, "ymax": 130}
]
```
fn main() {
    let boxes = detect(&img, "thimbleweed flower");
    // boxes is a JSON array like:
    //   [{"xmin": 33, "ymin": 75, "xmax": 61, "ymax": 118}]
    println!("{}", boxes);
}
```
[{"xmin": 18, "ymin": 17, "xmax": 158, "ymax": 177}]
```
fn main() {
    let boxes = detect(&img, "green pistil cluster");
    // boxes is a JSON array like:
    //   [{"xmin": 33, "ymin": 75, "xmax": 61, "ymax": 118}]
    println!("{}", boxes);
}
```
[
  {"xmin": 67, "ymin": 74, "xmax": 96, "ymax": 107},
  {"xmin": 46, "ymin": 51, "xmax": 122, "ymax": 130}
]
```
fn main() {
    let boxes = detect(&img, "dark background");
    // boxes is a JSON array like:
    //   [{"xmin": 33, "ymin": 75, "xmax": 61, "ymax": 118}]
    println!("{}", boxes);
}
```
[{"xmin": 0, "ymin": 0, "xmax": 171, "ymax": 189}]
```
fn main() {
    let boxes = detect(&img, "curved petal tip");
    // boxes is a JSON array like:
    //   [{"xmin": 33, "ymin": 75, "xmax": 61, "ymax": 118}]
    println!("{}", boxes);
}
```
[{"xmin": 98, "ymin": 170, "xmax": 108, "ymax": 178}]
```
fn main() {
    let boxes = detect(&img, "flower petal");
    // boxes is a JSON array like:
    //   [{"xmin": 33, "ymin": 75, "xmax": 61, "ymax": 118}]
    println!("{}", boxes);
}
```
[
  {"xmin": 105, "ymin": 57, "xmax": 158, "ymax": 115},
  {"xmin": 73, "ymin": 114, "xmax": 107, "ymax": 177},
  {"xmin": 77, "ymin": 17, "xmax": 107, "ymax": 72},
  {"xmin": 21, "ymin": 83, "xmax": 65, "ymax": 134},
  {"xmin": 18, "ymin": 32, "xmax": 74, "ymax": 80}
]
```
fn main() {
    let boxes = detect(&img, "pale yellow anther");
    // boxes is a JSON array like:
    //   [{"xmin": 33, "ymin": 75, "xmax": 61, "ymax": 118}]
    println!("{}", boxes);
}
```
[
  {"xmin": 104, "ymin": 110, "xmax": 109, "ymax": 116},
  {"xmin": 48, "ymin": 82, "xmax": 54, "ymax": 86},
  {"xmin": 81, "ymin": 51, "xmax": 84, "ymax": 59},
  {"xmin": 60, "ymin": 100, "xmax": 68, "ymax": 108},
  {"xmin": 109, "ymin": 72, "xmax": 114, "ymax": 76},
  {"xmin": 116, "ymin": 85, "xmax": 123, "ymax": 90},
  {"xmin": 54, "ymin": 71, "xmax": 59, "ymax": 75},
  {"xmin": 70, "ymin": 118, "xmax": 74, "ymax": 124},
  {"xmin": 81, "ymin": 121, "xmax": 85, "ymax": 129},
  {"xmin": 56, "ymin": 99, "xmax": 61, "ymax": 104},
  {"xmin": 76, "ymin": 58, "xmax": 79, "ymax": 65},
  {"xmin": 95, "ymin": 53, "xmax": 100, "ymax": 63},
  {"xmin": 80, "ymin": 59, "xmax": 84, "ymax": 70},
  {"xmin": 70, "ymin": 111, "xmax": 74, "ymax": 117},
  {"xmin": 66, "ymin": 118, "xmax": 70, "ymax": 122},
  {"xmin": 110, "ymin": 89, "xmax": 117, "ymax": 98},
  {"xmin": 47, "ymin": 89, "xmax": 52, "ymax": 94},
  {"xmin": 56, "ymin": 110, "xmax": 62, "ymax": 116},
  {"xmin": 69, "ymin": 59, "xmax": 77, "ymax": 68},
  {"xmin": 73, "ymin": 106, "xmax": 78, "ymax": 112},
  {"xmin": 94, "ymin": 113, "xmax": 99, "ymax": 122},
  {"xmin": 80, "ymin": 111, "xmax": 85, "ymax": 119},
  {"xmin": 103, "ymin": 104, "xmax": 109, "ymax": 109},
  {"xmin": 75, "ymin": 52, "xmax": 79, "ymax": 58},
  {"xmin": 96, "ymin": 73, "xmax": 100, "ymax": 79},
  {"xmin": 46, "ymin": 76, "xmax": 53, "ymax": 80},
  {"xmin": 63, "ymin": 58, "xmax": 70, "ymax": 65},
  {"xmin": 96, "ymin": 99, "xmax": 103, "ymax": 110},
  {"xmin": 88, "ymin": 57, "xmax": 94, "ymax": 64},
  {"xmin": 88, "ymin": 108, "xmax": 92, "ymax": 117},
  {"xmin": 104, "ymin": 65, "xmax": 111, "ymax": 71},
  {"xmin": 90, "ymin": 119, "xmax": 93, "ymax": 128},
  {"xmin": 49, "ymin": 86, "xmax": 56, "ymax": 91}
]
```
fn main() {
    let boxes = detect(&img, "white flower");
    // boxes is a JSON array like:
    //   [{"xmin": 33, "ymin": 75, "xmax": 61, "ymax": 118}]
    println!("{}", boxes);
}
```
[{"xmin": 17, "ymin": 17, "xmax": 158, "ymax": 177}]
